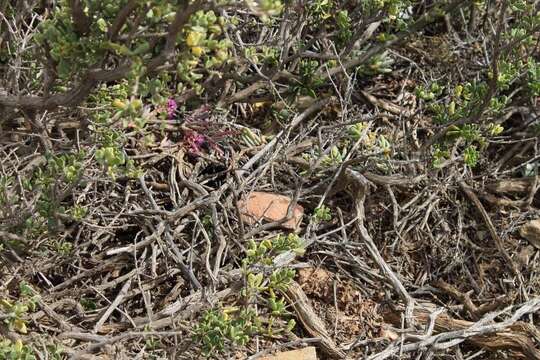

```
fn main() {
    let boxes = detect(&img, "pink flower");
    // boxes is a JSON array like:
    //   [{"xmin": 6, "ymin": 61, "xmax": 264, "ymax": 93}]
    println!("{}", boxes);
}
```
[
  {"xmin": 167, "ymin": 98, "xmax": 177, "ymax": 119},
  {"xmin": 184, "ymin": 131, "xmax": 206, "ymax": 155}
]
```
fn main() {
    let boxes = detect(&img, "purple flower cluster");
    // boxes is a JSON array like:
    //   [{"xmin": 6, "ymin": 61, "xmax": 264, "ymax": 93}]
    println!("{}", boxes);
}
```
[
  {"xmin": 184, "ymin": 131, "xmax": 206, "ymax": 155},
  {"xmin": 166, "ymin": 98, "xmax": 177, "ymax": 119}
]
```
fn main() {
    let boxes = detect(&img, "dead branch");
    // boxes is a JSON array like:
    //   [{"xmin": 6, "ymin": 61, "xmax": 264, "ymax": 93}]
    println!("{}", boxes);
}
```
[
  {"xmin": 284, "ymin": 281, "xmax": 346, "ymax": 359},
  {"xmin": 381, "ymin": 298, "xmax": 540, "ymax": 359}
]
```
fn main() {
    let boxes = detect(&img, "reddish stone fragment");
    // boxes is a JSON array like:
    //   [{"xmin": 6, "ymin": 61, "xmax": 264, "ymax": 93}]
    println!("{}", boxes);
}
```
[
  {"xmin": 260, "ymin": 347, "xmax": 317, "ymax": 360},
  {"xmin": 238, "ymin": 192, "xmax": 303, "ymax": 231}
]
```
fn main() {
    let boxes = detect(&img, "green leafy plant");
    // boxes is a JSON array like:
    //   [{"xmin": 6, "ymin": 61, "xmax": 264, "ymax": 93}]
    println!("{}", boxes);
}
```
[
  {"xmin": 313, "ymin": 205, "xmax": 332, "ymax": 222},
  {"xmin": 336, "ymin": 10, "xmax": 352, "ymax": 44},
  {"xmin": 143, "ymin": 325, "xmax": 161, "ymax": 351},
  {"xmin": 195, "ymin": 307, "xmax": 260, "ymax": 353},
  {"xmin": 21, "ymin": 152, "xmax": 87, "ymax": 234},
  {"xmin": 348, "ymin": 122, "xmax": 369, "ymax": 141},
  {"xmin": 321, "ymin": 146, "xmax": 346, "ymax": 166},
  {"xmin": 432, "ymin": 146, "xmax": 450, "ymax": 168},
  {"xmin": 45, "ymin": 345, "xmax": 64, "ymax": 360},
  {"xmin": 358, "ymin": 51, "xmax": 394, "ymax": 75},
  {"xmin": 421, "ymin": 78, "xmax": 516, "ymax": 168},
  {"xmin": 416, "ymin": 82, "xmax": 444, "ymax": 101},
  {"xmin": 80, "ymin": 298, "xmax": 97, "ymax": 311},
  {"xmin": 294, "ymin": 59, "xmax": 325, "ymax": 97},
  {"xmin": 463, "ymin": 145, "xmax": 479, "ymax": 168},
  {"xmin": 196, "ymin": 234, "xmax": 303, "ymax": 355},
  {"xmin": 0, "ymin": 339, "xmax": 35, "ymax": 360},
  {"xmin": 527, "ymin": 59, "xmax": 540, "ymax": 96},
  {"xmin": 309, "ymin": 0, "xmax": 334, "ymax": 22},
  {"xmin": 1, "ymin": 283, "xmax": 40, "ymax": 335}
]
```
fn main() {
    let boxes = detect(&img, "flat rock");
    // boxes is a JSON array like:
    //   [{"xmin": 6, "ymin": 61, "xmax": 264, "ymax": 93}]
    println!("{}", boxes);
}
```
[
  {"xmin": 259, "ymin": 347, "xmax": 317, "ymax": 360},
  {"xmin": 238, "ymin": 192, "xmax": 303, "ymax": 231}
]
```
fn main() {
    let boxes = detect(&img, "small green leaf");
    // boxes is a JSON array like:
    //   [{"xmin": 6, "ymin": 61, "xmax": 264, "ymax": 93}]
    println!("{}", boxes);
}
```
[{"xmin": 97, "ymin": 18, "xmax": 108, "ymax": 32}]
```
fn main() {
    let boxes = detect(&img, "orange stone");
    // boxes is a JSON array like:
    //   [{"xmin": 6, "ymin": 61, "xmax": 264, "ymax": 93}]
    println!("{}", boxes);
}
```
[
  {"xmin": 259, "ymin": 347, "xmax": 318, "ymax": 360},
  {"xmin": 238, "ymin": 192, "xmax": 303, "ymax": 231}
]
